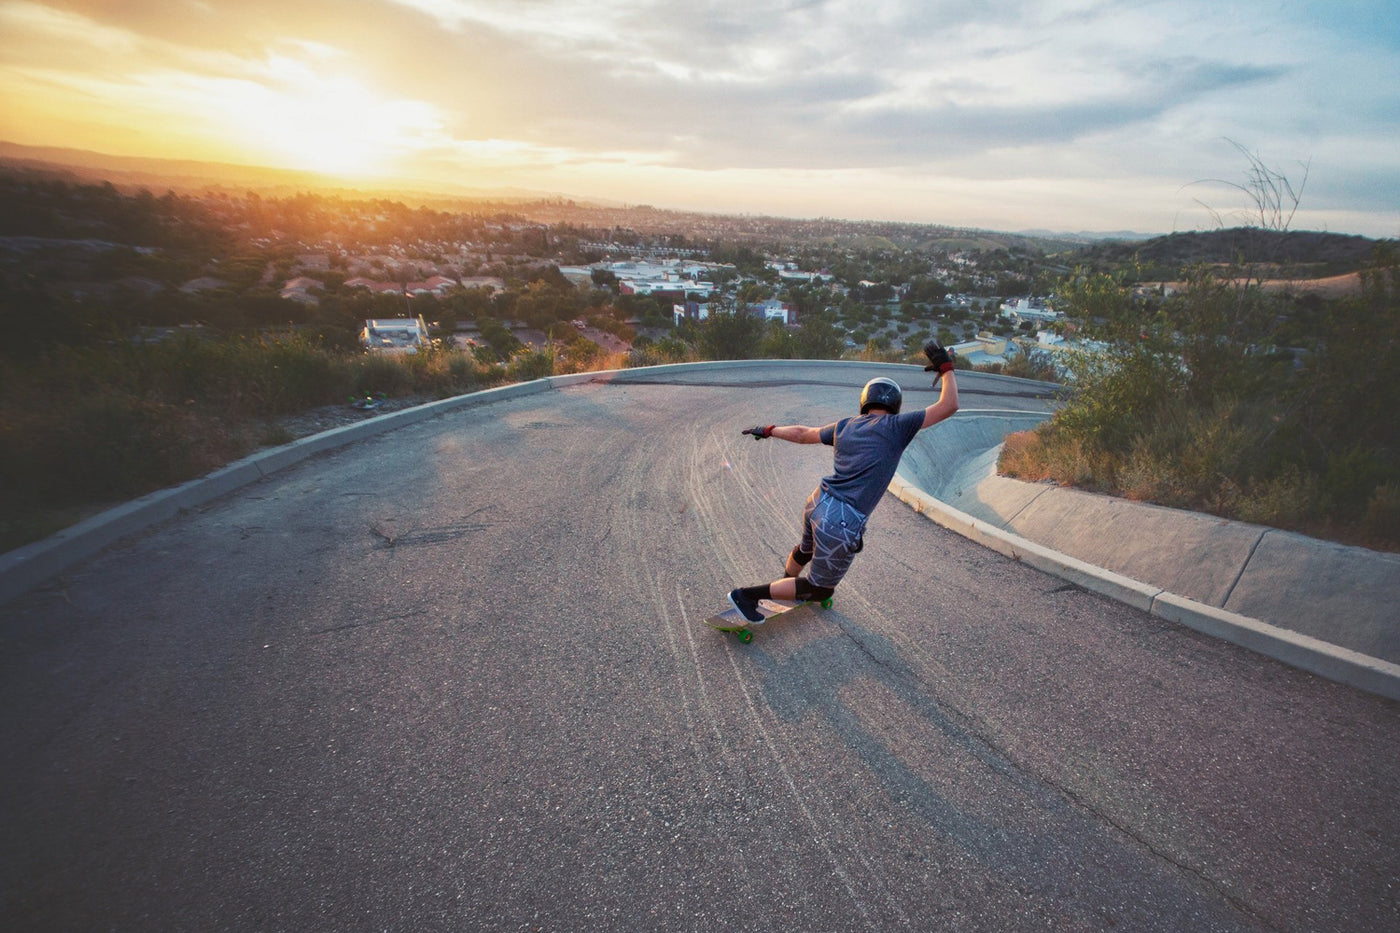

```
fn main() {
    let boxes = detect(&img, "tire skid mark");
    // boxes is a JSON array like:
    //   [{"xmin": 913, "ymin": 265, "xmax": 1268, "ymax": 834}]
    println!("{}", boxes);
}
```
[
  {"xmin": 674, "ymin": 588, "xmax": 739, "ymax": 755},
  {"xmin": 683, "ymin": 400, "xmax": 909, "ymax": 921}
]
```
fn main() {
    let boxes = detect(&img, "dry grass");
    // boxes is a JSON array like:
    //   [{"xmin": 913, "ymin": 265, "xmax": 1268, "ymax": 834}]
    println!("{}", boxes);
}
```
[
  {"xmin": 1259, "ymin": 272, "xmax": 1363, "ymax": 297},
  {"xmin": 998, "ymin": 428, "xmax": 1119, "ymax": 491},
  {"xmin": 1148, "ymin": 272, "xmax": 1362, "ymax": 298},
  {"xmin": 999, "ymin": 421, "xmax": 1400, "ymax": 552}
]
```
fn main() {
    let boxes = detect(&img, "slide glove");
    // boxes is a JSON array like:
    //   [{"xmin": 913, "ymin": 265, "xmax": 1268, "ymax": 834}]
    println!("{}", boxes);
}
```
[
  {"xmin": 923, "ymin": 339, "xmax": 955, "ymax": 374},
  {"xmin": 742, "ymin": 425, "xmax": 776, "ymax": 440}
]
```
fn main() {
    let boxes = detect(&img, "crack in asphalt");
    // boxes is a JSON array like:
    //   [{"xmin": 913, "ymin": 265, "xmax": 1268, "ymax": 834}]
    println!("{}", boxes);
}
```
[{"xmin": 311, "ymin": 608, "xmax": 428, "ymax": 636}]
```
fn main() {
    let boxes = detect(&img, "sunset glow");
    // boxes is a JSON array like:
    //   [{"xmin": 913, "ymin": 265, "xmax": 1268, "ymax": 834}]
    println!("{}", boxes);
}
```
[
  {"xmin": 189, "ymin": 63, "xmax": 444, "ymax": 178},
  {"xmin": 0, "ymin": 0, "xmax": 1396, "ymax": 235}
]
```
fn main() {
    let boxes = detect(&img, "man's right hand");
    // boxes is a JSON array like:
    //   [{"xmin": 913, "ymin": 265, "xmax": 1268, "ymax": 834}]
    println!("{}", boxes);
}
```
[{"xmin": 742, "ymin": 425, "xmax": 775, "ymax": 440}]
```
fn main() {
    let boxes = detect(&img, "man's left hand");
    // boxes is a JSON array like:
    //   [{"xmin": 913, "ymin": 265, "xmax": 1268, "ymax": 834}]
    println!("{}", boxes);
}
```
[{"xmin": 923, "ymin": 340, "xmax": 955, "ymax": 374}]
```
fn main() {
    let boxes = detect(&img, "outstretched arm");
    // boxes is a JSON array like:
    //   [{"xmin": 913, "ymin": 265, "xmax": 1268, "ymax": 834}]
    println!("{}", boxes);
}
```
[
  {"xmin": 921, "ymin": 370, "xmax": 959, "ymax": 428},
  {"xmin": 920, "ymin": 340, "xmax": 961, "ymax": 429},
  {"xmin": 742, "ymin": 424, "xmax": 824, "ymax": 444}
]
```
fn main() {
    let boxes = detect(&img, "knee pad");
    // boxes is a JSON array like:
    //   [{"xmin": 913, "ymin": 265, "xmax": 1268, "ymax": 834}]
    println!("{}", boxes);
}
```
[
  {"xmin": 789, "ymin": 546, "xmax": 812, "ymax": 567},
  {"xmin": 793, "ymin": 579, "xmax": 835, "ymax": 603}
]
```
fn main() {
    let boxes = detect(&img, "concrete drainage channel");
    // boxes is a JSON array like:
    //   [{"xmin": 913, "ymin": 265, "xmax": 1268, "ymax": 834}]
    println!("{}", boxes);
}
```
[
  {"xmin": 3, "ymin": 359, "xmax": 1397, "ymax": 701},
  {"xmin": 888, "ymin": 473, "xmax": 1400, "ymax": 702}
]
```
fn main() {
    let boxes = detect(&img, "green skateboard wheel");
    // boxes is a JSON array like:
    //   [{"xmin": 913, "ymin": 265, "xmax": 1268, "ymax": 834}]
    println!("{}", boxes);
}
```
[
  {"xmin": 738, "ymin": 629, "xmax": 754, "ymax": 643},
  {"xmin": 820, "ymin": 598, "xmax": 834, "ymax": 609}
]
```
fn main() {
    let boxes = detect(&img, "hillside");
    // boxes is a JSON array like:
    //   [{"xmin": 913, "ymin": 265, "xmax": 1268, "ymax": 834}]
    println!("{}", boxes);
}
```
[
  {"xmin": 1079, "ymin": 227, "xmax": 1384, "ymax": 269},
  {"xmin": 0, "ymin": 140, "xmax": 1093, "ymax": 254}
]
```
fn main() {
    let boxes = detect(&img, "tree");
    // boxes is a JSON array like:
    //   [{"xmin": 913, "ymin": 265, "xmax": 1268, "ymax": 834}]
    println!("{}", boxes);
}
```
[
  {"xmin": 736, "ymin": 280, "xmax": 772, "ymax": 305},
  {"xmin": 698, "ymin": 308, "xmax": 766, "ymax": 360},
  {"xmin": 792, "ymin": 316, "xmax": 846, "ymax": 360},
  {"xmin": 476, "ymin": 316, "xmax": 521, "ymax": 358}
]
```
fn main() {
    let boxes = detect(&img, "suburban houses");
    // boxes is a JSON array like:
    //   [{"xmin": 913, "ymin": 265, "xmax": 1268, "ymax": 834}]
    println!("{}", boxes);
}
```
[
  {"xmin": 343, "ymin": 274, "xmax": 457, "ymax": 298},
  {"xmin": 205, "ymin": 191, "xmax": 1084, "ymax": 374},
  {"xmin": 672, "ymin": 297, "xmax": 797, "ymax": 327}
]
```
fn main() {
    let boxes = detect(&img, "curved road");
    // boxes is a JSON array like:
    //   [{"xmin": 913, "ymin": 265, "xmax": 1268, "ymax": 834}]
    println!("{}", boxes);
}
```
[{"xmin": 3, "ymin": 365, "xmax": 1397, "ymax": 931}]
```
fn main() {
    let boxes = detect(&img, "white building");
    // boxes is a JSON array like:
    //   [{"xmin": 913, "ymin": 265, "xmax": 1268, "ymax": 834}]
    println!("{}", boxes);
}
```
[
  {"xmin": 999, "ymin": 297, "xmax": 1060, "ymax": 324},
  {"xmin": 777, "ymin": 269, "xmax": 835, "ymax": 283},
  {"xmin": 750, "ymin": 299, "xmax": 795, "ymax": 324},
  {"xmin": 950, "ymin": 333, "xmax": 1013, "ymax": 367},
  {"xmin": 602, "ymin": 259, "xmax": 725, "ymax": 299},
  {"xmin": 360, "ymin": 316, "xmax": 431, "ymax": 354}
]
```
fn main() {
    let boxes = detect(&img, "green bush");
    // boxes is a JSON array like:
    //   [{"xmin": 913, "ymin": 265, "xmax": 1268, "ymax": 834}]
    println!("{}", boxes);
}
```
[
  {"xmin": 352, "ymin": 351, "xmax": 413, "ymax": 397},
  {"xmin": 1364, "ymin": 482, "xmax": 1400, "ymax": 544},
  {"xmin": 1001, "ymin": 350, "xmax": 1062, "ymax": 383},
  {"xmin": 1002, "ymin": 250, "xmax": 1400, "ymax": 551},
  {"xmin": 506, "ymin": 348, "xmax": 554, "ymax": 383},
  {"xmin": 628, "ymin": 337, "xmax": 691, "ymax": 367},
  {"xmin": 698, "ymin": 310, "xmax": 766, "ymax": 360},
  {"xmin": 0, "ymin": 394, "xmax": 242, "ymax": 509}
]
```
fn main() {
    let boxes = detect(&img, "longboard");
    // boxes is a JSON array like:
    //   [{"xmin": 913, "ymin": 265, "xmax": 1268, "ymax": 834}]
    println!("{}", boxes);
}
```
[{"xmin": 705, "ymin": 597, "xmax": 833, "ymax": 643}]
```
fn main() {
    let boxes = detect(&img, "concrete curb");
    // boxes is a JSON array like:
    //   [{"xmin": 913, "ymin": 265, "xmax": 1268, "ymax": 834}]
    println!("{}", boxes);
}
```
[{"xmin": 889, "ymin": 474, "xmax": 1400, "ymax": 702}]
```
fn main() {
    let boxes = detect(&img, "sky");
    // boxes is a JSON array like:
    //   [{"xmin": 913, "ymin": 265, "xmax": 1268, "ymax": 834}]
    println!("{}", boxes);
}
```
[{"xmin": 1, "ymin": 0, "xmax": 1397, "ymax": 237}]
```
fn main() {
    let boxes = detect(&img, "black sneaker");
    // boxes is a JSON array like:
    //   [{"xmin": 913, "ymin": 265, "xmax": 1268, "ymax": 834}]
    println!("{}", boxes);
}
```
[{"xmin": 727, "ymin": 588, "xmax": 765, "ymax": 624}]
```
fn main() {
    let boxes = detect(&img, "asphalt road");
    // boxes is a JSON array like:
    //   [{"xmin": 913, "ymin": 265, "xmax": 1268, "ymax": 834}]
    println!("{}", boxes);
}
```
[{"xmin": 3, "ymin": 366, "xmax": 1397, "ymax": 932}]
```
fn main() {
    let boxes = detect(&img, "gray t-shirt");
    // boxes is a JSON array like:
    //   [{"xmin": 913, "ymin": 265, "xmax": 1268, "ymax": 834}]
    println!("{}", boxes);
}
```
[{"xmin": 818, "ymin": 411, "xmax": 925, "ymax": 516}]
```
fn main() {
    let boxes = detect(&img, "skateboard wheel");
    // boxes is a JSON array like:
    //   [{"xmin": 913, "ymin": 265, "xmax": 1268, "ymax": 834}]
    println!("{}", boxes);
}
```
[
  {"xmin": 820, "ymin": 598, "xmax": 834, "ymax": 609},
  {"xmin": 738, "ymin": 629, "xmax": 754, "ymax": 643}
]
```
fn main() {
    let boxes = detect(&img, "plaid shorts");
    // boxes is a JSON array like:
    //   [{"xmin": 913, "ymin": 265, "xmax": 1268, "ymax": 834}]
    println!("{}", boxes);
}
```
[{"xmin": 797, "ymin": 487, "xmax": 869, "ymax": 588}]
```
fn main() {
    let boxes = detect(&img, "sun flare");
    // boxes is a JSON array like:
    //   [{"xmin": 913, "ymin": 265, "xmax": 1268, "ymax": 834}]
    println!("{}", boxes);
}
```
[{"xmin": 210, "ymin": 61, "xmax": 441, "ymax": 178}]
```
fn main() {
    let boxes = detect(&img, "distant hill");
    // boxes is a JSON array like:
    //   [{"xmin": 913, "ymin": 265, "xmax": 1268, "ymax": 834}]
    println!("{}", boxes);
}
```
[
  {"xmin": 13, "ymin": 141, "xmax": 1385, "ymax": 268},
  {"xmin": 0, "ymin": 140, "xmax": 352, "ymax": 193},
  {"xmin": 1078, "ymin": 227, "xmax": 1384, "ymax": 268},
  {"xmin": 1017, "ymin": 228, "xmax": 1157, "ymax": 242},
  {"xmin": 0, "ymin": 140, "xmax": 565, "ymax": 206},
  {"xmin": 0, "ymin": 141, "xmax": 1114, "ymax": 252}
]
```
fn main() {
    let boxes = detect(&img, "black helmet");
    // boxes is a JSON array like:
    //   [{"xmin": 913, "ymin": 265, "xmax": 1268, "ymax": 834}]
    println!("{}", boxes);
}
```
[{"xmin": 859, "ymin": 377, "xmax": 902, "ymax": 414}]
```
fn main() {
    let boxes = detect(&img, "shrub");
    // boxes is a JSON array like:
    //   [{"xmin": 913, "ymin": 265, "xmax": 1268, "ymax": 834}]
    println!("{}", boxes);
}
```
[
  {"xmin": 1, "ymin": 394, "xmax": 243, "ymax": 507},
  {"xmin": 998, "ymin": 425, "xmax": 1116, "ymax": 490},
  {"xmin": 506, "ymin": 348, "xmax": 554, "ymax": 383},
  {"xmin": 445, "ymin": 352, "xmax": 483, "ymax": 390},
  {"xmin": 1001, "ymin": 350, "xmax": 1062, "ymax": 383},
  {"xmin": 698, "ymin": 310, "xmax": 766, "ymax": 360},
  {"xmin": 1001, "ymin": 248, "xmax": 1400, "ymax": 551},
  {"xmin": 352, "ymin": 352, "xmax": 414, "ymax": 398},
  {"xmin": 1231, "ymin": 468, "xmax": 1319, "ymax": 530},
  {"xmin": 1364, "ymin": 482, "xmax": 1400, "ymax": 546},
  {"xmin": 627, "ymin": 338, "xmax": 691, "ymax": 367},
  {"xmin": 0, "ymin": 333, "xmax": 515, "ymax": 551}
]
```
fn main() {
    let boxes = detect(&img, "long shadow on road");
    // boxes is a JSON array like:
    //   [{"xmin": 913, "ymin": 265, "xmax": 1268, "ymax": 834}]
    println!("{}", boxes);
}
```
[{"xmin": 737, "ymin": 608, "xmax": 1267, "ymax": 932}]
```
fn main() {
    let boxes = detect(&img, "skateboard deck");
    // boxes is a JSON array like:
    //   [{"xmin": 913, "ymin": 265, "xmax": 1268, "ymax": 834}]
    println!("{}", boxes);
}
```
[{"xmin": 705, "ymin": 597, "xmax": 832, "ymax": 643}]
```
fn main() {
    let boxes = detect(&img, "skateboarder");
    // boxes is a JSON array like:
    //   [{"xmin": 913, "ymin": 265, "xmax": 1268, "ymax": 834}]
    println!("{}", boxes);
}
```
[{"xmin": 727, "ymin": 341, "xmax": 959, "ymax": 623}]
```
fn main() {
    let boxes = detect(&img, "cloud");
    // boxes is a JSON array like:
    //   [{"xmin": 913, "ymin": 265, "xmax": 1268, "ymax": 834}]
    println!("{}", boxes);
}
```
[{"xmin": 1, "ymin": 0, "xmax": 1396, "ymax": 235}]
